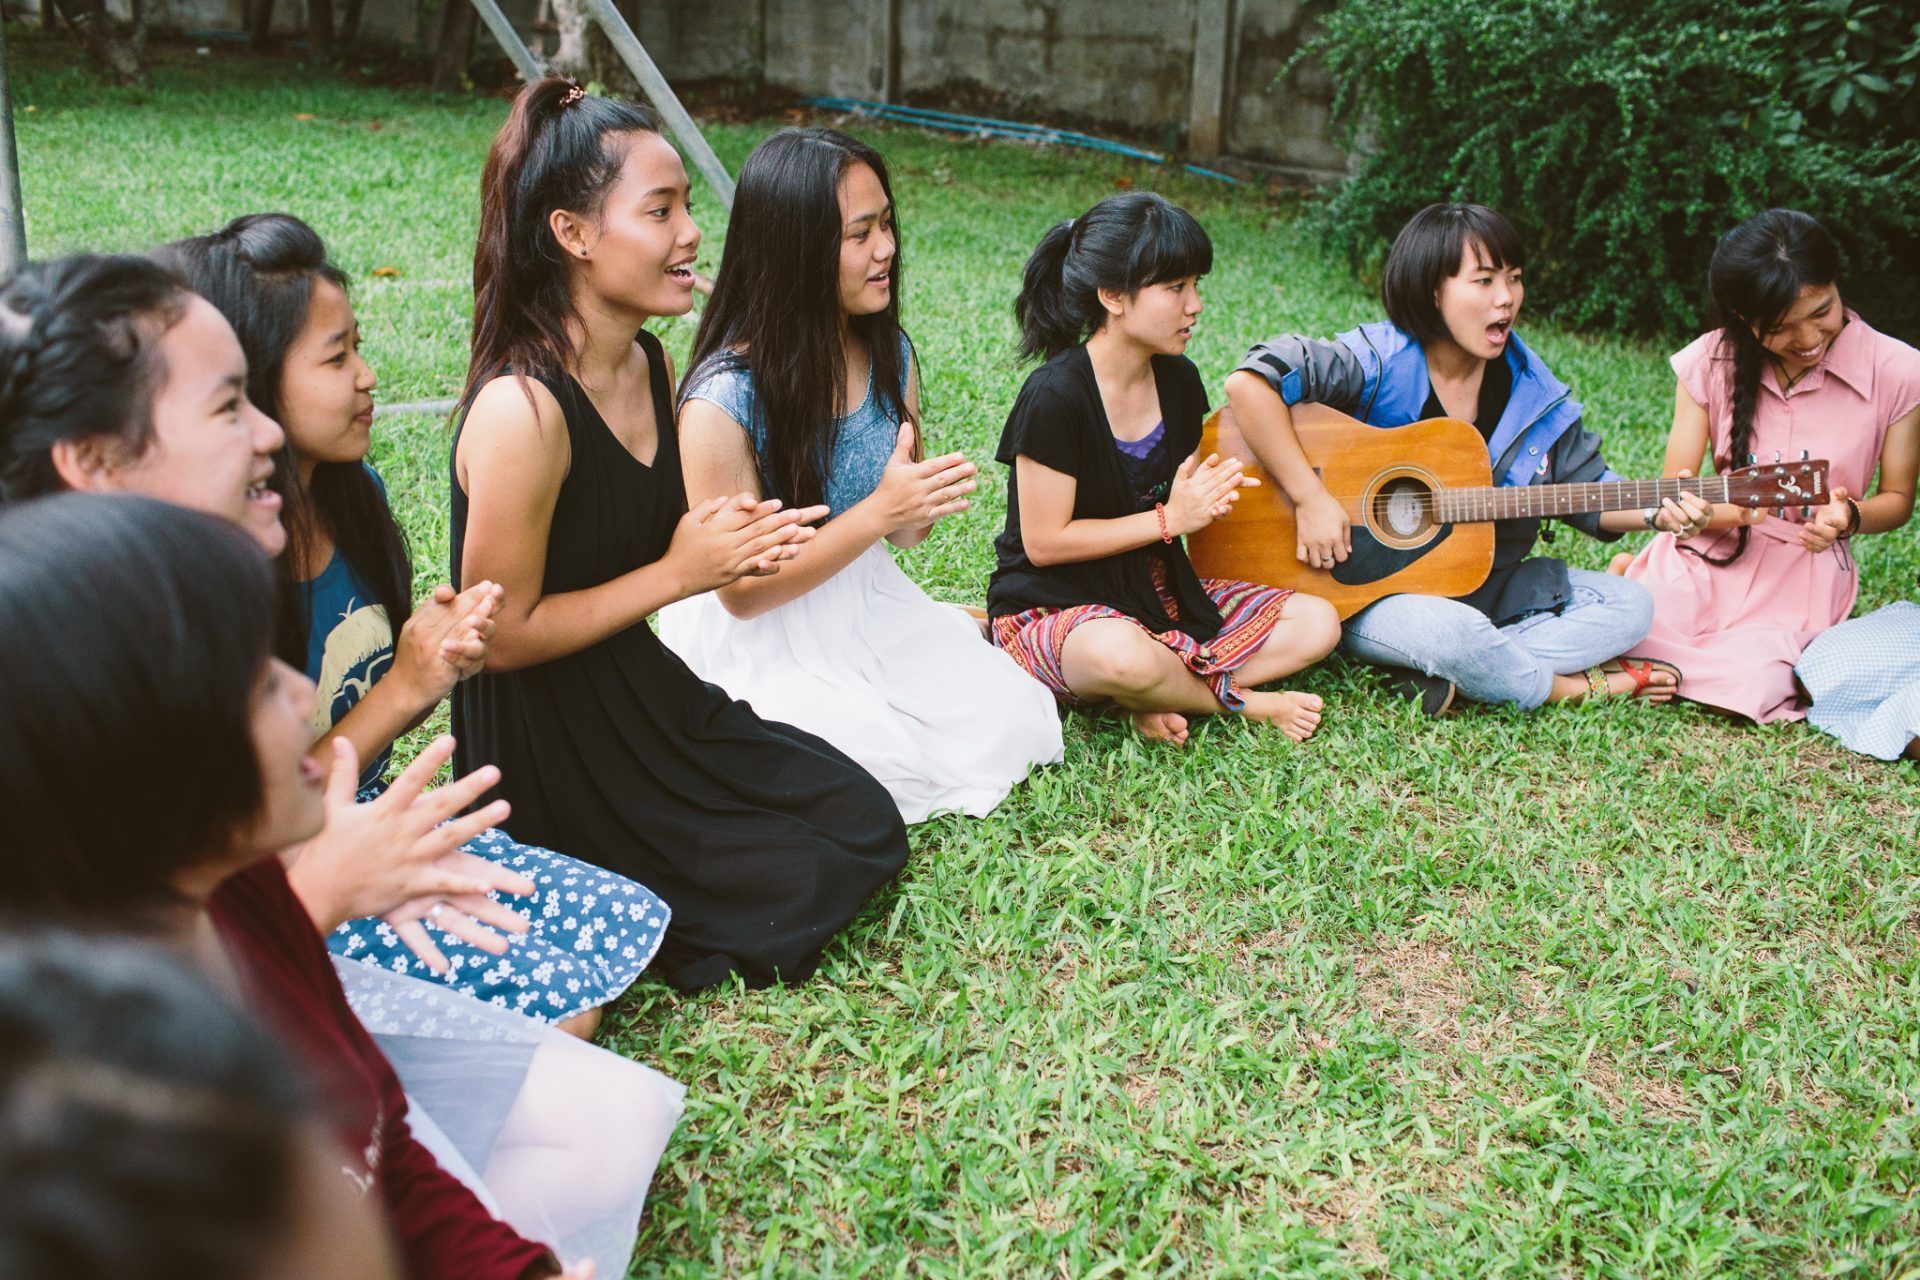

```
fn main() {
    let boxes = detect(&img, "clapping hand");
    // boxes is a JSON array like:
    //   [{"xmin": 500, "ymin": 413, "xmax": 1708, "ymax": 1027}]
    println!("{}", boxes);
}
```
[
  {"xmin": 866, "ymin": 421, "xmax": 977, "ymax": 535},
  {"xmin": 1164, "ymin": 452, "xmax": 1259, "ymax": 536},
  {"xmin": 667, "ymin": 493, "xmax": 828, "ymax": 591},
  {"xmin": 287, "ymin": 737, "xmax": 534, "ymax": 973},
  {"xmin": 392, "ymin": 580, "xmax": 505, "ymax": 703}
]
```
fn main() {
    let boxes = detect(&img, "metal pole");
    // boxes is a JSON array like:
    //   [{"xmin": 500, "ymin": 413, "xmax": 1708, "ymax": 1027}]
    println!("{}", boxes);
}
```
[
  {"xmin": 0, "ymin": 20, "xmax": 28, "ymax": 278},
  {"xmin": 469, "ymin": 0, "xmax": 546, "ymax": 84},
  {"xmin": 575, "ymin": 0, "xmax": 735, "ymax": 209}
]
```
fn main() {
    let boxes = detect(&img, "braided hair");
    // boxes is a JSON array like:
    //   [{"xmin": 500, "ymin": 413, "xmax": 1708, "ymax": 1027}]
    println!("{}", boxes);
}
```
[
  {"xmin": 0, "ymin": 255, "xmax": 192, "ymax": 505},
  {"xmin": 1685, "ymin": 209, "xmax": 1842, "ymax": 566}
]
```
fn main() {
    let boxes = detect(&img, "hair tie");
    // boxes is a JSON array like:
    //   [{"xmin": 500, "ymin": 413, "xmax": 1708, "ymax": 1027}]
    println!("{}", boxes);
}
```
[{"xmin": 560, "ymin": 84, "xmax": 586, "ymax": 108}]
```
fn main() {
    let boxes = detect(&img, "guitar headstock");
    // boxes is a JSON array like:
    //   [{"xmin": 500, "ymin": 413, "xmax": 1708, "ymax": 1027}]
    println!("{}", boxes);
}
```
[{"xmin": 1725, "ymin": 458, "xmax": 1830, "ymax": 507}]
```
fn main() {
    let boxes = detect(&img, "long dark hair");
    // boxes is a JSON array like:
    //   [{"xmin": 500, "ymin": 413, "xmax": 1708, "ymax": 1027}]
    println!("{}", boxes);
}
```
[
  {"xmin": 0, "ymin": 931, "xmax": 308, "ymax": 1279},
  {"xmin": 0, "ymin": 494, "xmax": 277, "ymax": 919},
  {"xmin": 0, "ymin": 254, "xmax": 192, "ymax": 503},
  {"xmin": 686, "ymin": 128, "xmax": 910, "ymax": 511},
  {"xmin": 158, "ymin": 213, "xmax": 413, "ymax": 666},
  {"xmin": 1688, "ymin": 208, "xmax": 1843, "ymax": 567},
  {"xmin": 464, "ymin": 77, "xmax": 664, "ymax": 405},
  {"xmin": 1014, "ymin": 191, "xmax": 1213, "ymax": 364}
]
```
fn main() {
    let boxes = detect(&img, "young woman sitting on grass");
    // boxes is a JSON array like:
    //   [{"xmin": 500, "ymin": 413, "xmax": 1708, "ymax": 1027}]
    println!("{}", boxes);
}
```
[
  {"xmin": 1223, "ymin": 202, "xmax": 1696, "ymax": 716},
  {"xmin": 660, "ymin": 127, "xmax": 1063, "ymax": 823},
  {"xmin": 1615, "ymin": 209, "xmax": 1920, "ymax": 725},
  {"xmin": 162, "ymin": 212, "xmax": 671, "ymax": 1041},
  {"xmin": 0, "ymin": 494, "xmax": 682, "ymax": 1280},
  {"xmin": 454, "ymin": 80, "xmax": 909, "ymax": 990},
  {"xmin": 0, "ymin": 252, "xmax": 556, "ymax": 998},
  {"xmin": 986, "ymin": 192, "xmax": 1341, "ymax": 747}
]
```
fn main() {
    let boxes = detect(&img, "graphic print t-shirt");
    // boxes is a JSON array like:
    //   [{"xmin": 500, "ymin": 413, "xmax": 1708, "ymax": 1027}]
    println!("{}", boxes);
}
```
[{"xmin": 302, "ymin": 550, "xmax": 394, "ymax": 788}]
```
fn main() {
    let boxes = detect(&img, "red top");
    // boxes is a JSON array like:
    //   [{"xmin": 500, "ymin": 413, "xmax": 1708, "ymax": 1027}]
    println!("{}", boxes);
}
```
[{"xmin": 209, "ymin": 858, "xmax": 556, "ymax": 1280}]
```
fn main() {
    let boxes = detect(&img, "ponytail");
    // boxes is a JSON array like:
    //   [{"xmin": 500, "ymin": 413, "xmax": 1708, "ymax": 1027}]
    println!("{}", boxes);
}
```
[
  {"xmin": 1013, "ymin": 191, "xmax": 1212, "ymax": 364},
  {"xmin": 464, "ymin": 78, "xmax": 664, "ymax": 406},
  {"xmin": 0, "ymin": 255, "xmax": 191, "ymax": 505},
  {"xmin": 1685, "ymin": 208, "xmax": 1841, "ymax": 568}
]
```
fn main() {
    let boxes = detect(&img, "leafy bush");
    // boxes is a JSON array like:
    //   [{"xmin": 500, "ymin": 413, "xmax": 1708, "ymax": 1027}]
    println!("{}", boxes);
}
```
[{"xmin": 1304, "ymin": 0, "xmax": 1920, "ymax": 341}]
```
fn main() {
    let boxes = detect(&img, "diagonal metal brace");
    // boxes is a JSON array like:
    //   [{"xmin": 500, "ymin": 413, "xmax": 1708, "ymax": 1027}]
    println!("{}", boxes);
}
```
[{"xmin": 574, "ymin": 0, "xmax": 736, "ymax": 209}]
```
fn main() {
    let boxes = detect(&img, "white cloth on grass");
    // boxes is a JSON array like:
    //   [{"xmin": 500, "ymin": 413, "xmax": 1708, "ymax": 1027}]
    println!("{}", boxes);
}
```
[
  {"xmin": 659, "ymin": 542, "xmax": 1063, "ymax": 824},
  {"xmin": 337, "ymin": 957, "xmax": 684, "ymax": 1277}
]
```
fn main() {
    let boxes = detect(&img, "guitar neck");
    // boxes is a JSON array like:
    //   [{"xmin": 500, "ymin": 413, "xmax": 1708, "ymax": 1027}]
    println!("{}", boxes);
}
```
[{"xmin": 1437, "ymin": 475, "xmax": 1735, "ymax": 523}]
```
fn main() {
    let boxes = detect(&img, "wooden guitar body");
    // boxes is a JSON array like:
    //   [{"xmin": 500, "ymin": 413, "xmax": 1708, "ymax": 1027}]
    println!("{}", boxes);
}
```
[{"xmin": 1187, "ymin": 404, "xmax": 1497, "ymax": 619}]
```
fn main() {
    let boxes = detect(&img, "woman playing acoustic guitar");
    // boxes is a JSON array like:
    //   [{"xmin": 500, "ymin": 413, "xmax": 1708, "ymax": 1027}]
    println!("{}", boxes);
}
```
[{"xmin": 1225, "ymin": 203, "xmax": 1707, "ymax": 715}]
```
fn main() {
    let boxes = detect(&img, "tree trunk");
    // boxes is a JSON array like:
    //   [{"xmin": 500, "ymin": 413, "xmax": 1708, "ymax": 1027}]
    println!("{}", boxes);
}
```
[
  {"xmin": 548, "ymin": 0, "xmax": 634, "ymax": 93},
  {"xmin": 247, "ymin": 0, "xmax": 276, "ymax": 48},
  {"xmin": 51, "ymin": 0, "xmax": 146, "ymax": 84},
  {"xmin": 306, "ymin": 0, "xmax": 334, "ymax": 61},
  {"xmin": 430, "ymin": 0, "xmax": 476, "ymax": 92}
]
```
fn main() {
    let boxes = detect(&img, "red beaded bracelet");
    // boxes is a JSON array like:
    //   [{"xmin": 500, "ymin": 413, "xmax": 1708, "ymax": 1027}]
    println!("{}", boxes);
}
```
[{"xmin": 1154, "ymin": 502, "xmax": 1173, "ymax": 543}]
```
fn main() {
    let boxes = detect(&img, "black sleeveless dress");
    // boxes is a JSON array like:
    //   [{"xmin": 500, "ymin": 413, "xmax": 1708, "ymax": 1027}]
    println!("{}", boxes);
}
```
[{"xmin": 450, "ymin": 331, "xmax": 909, "ymax": 991}]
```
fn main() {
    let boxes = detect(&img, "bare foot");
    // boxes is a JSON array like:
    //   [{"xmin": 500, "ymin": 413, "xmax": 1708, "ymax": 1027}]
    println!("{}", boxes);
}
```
[
  {"xmin": 1240, "ymin": 689, "xmax": 1324, "ymax": 742},
  {"xmin": 1607, "ymin": 552, "xmax": 1633, "ymax": 576},
  {"xmin": 1129, "ymin": 709, "xmax": 1190, "ymax": 746}
]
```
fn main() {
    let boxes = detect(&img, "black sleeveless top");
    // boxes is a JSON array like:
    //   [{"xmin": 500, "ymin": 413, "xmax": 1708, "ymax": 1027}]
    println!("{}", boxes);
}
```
[{"xmin": 450, "ymin": 331, "xmax": 907, "ymax": 991}]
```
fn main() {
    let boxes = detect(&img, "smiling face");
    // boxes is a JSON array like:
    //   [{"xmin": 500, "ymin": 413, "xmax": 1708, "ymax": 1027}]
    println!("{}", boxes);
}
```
[
  {"xmin": 560, "ymin": 130, "xmax": 702, "ymax": 319},
  {"xmin": 98, "ymin": 296, "xmax": 288, "ymax": 555},
  {"xmin": 836, "ymin": 160, "xmax": 896, "ymax": 318},
  {"xmin": 1101, "ymin": 275, "xmax": 1205, "ymax": 356},
  {"xmin": 1756, "ymin": 281, "xmax": 1845, "ymax": 376},
  {"xmin": 1434, "ymin": 240, "xmax": 1525, "ymax": 362},
  {"xmin": 238, "ymin": 657, "xmax": 327, "ymax": 857},
  {"xmin": 279, "ymin": 279, "xmax": 377, "ymax": 475}
]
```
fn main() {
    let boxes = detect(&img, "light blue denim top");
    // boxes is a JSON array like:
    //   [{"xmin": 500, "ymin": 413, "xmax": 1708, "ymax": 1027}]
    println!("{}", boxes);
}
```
[{"xmin": 682, "ymin": 331, "xmax": 913, "ymax": 519}]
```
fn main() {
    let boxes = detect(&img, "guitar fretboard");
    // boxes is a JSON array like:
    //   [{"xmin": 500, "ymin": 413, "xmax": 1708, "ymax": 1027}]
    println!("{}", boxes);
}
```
[{"xmin": 1435, "ymin": 474, "xmax": 1799, "ymax": 523}]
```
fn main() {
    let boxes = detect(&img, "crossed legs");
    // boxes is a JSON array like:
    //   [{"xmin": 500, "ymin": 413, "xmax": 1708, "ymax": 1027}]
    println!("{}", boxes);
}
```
[{"xmin": 1058, "ymin": 592, "xmax": 1341, "ymax": 745}]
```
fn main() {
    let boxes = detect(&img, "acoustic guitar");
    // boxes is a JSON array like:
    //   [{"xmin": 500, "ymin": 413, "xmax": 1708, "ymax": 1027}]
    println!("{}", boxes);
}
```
[{"xmin": 1186, "ymin": 403, "xmax": 1831, "ymax": 619}]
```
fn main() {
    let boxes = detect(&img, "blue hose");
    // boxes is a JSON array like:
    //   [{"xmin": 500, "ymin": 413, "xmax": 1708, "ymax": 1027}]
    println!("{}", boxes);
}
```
[{"xmin": 803, "ymin": 96, "xmax": 1239, "ymax": 184}]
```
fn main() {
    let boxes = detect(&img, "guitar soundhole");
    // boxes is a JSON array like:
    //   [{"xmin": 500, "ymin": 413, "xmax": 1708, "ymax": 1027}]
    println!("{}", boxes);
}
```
[{"xmin": 1372, "ymin": 477, "xmax": 1436, "ymax": 542}]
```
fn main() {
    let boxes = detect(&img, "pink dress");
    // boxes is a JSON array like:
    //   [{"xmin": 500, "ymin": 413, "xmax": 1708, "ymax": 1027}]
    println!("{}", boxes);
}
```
[{"xmin": 1623, "ymin": 313, "xmax": 1920, "ymax": 721}]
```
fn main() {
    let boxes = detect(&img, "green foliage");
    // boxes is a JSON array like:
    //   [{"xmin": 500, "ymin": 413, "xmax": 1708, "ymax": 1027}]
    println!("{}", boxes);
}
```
[
  {"xmin": 1306, "ymin": 0, "xmax": 1920, "ymax": 340},
  {"xmin": 17, "ymin": 34, "xmax": 1920, "ymax": 1277}
]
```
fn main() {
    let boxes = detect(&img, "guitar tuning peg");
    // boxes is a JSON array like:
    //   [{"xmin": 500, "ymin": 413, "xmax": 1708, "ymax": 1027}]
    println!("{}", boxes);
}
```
[
  {"xmin": 1801, "ymin": 449, "xmax": 1810, "ymax": 460},
  {"xmin": 1801, "ymin": 506, "xmax": 1811, "ymax": 520},
  {"xmin": 1773, "ymin": 450, "xmax": 1782, "ymax": 463},
  {"xmin": 1746, "ymin": 453, "xmax": 1757, "ymax": 466}
]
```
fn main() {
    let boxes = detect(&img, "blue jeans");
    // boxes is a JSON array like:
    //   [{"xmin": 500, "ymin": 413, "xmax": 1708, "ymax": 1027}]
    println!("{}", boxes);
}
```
[{"xmin": 1341, "ymin": 569, "xmax": 1654, "ymax": 709}]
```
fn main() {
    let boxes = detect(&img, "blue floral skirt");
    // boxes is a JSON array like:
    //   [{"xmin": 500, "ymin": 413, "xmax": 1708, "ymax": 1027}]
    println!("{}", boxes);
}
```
[{"xmin": 328, "ymin": 820, "xmax": 670, "ymax": 1023}]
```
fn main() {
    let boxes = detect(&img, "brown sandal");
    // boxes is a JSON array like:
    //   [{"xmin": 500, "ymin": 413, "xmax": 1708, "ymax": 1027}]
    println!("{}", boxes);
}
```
[{"xmin": 1584, "ymin": 657, "xmax": 1682, "ymax": 701}]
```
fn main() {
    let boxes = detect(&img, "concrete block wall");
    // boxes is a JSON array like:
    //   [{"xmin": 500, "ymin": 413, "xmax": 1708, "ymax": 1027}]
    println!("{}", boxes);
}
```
[{"xmin": 71, "ymin": 0, "xmax": 1347, "ymax": 174}]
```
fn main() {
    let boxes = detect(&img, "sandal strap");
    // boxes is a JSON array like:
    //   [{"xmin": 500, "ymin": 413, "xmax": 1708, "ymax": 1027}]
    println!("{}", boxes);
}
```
[{"xmin": 1583, "ymin": 666, "xmax": 1610, "ymax": 700}]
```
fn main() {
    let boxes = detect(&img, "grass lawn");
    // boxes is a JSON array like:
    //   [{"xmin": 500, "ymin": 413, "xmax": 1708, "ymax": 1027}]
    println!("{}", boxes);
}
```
[{"xmin": 16, "ymin": 32, "xmax": 1920, "ymax": 1278}]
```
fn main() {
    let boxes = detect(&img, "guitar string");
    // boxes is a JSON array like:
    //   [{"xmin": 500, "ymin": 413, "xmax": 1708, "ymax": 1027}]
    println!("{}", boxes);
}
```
[{"xmin": 1301, "ymin": 476, "xmax": 1811, "ymax": 520}]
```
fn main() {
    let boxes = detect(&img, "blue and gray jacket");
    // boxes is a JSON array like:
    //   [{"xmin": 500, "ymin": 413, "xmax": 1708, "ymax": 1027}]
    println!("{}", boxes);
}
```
[{"xmin": 1235, "ymin": 321, "xmax": 1626, "ymax": 624}]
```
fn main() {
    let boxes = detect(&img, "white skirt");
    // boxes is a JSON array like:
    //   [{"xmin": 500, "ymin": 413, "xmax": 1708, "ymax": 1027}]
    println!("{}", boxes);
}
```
[
  {"xmin": 338, "ymin": 958, "xmax": 683, "ymax": 1278},
  {"xmin": 659, "ymin": 542, "xmax": 1063, "ymax": 824}
]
